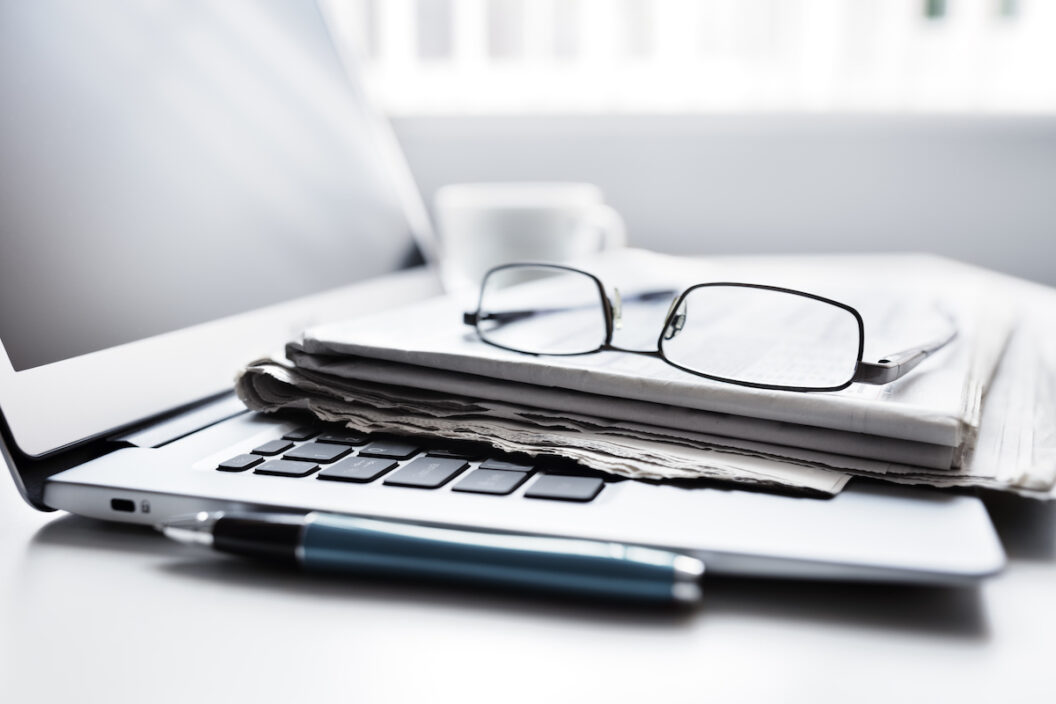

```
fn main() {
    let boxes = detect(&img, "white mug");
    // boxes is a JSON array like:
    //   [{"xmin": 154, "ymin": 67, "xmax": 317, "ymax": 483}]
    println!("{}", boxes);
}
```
[{"xmin": 434, "ymin": 182, "xmax": 626, "ymax": 293}]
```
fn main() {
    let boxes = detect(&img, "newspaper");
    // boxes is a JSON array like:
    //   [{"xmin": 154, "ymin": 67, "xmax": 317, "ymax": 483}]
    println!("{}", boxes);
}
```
[
  {"xmin": 287, "ymin": 349, "xmax": 960, "ymax": 469},
  {"xmin": 293, "ymin": 251, "xmax": 1013, "ymax": 450},
  {"xmin": 235, "ymin": 315, "xmax": 1055, "ymax": 497},
  {"xmin": 237, "ymin": 360, "xmax": 852, "ymax": 496},
  {"xmin": 233, "ymin": 251, "xmax": 1056, "ymax": 498}
]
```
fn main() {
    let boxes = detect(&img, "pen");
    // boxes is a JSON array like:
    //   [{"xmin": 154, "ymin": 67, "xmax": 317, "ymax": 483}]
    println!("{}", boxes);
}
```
[{"xmin": 158, "ymin": 511, "xmax": 704, "ymax": 604}]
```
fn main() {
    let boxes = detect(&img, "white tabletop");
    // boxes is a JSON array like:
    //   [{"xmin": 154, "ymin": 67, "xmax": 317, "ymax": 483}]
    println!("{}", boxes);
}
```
[{"xmin": 1, "ymin": 481, "xmax": 1053, "ymax": 704}]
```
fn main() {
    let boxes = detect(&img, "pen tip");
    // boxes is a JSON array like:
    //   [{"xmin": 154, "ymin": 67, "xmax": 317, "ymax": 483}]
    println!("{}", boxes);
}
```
[
  {"xmin": 671, "ymin": 555, "xmax": 705, "ymax": 604},
  {"xmin": 155, "ymin": 510, "xmax": 222, "ymax": 547}
]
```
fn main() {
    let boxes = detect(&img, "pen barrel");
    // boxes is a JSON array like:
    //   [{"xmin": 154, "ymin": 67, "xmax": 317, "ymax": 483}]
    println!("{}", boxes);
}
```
[{"xmin": 301, "ymin": 513, "xmax": 702, "ymax": 603}]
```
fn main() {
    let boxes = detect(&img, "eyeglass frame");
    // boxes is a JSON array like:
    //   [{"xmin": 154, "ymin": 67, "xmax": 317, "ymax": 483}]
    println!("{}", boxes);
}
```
[{"xmin": 462, "ymin": 262, "xmax": 957, "ymax": 393}]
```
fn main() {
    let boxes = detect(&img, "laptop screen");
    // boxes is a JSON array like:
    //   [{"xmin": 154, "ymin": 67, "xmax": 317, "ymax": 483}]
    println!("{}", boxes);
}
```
[{"xmin": 0, "ymin": 0, "xmax": 422, "ymax": 372}]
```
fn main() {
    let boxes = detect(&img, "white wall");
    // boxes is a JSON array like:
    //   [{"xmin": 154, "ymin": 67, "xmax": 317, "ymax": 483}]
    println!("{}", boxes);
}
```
[{"xmin": 393, "ymin": 114, "xmax": 1056, "ymax": 285}]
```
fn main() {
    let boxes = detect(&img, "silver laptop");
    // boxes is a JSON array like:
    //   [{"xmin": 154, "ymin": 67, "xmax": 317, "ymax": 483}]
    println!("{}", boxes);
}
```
[{"xmin": 0, "ymin": 0, "xmax": 1003, "ymax": 585}]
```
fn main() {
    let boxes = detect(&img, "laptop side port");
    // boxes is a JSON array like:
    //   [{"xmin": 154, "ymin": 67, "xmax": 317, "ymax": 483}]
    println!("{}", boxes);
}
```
[{"xmin": 110, "ymin": 498, "xmax": 135, "ymax": 513}]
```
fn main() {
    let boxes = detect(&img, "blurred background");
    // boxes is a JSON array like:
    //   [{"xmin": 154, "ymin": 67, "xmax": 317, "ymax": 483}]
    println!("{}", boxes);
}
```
[{"xmin": 321, "ymin": 0, "xmax": 1056, "ymax": 285}]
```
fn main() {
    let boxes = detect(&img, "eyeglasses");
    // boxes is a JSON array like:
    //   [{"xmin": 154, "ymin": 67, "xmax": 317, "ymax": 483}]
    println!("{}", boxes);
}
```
[{"xmin": 462, "ymin": 263, "xmax": 956, "ymax": 392}]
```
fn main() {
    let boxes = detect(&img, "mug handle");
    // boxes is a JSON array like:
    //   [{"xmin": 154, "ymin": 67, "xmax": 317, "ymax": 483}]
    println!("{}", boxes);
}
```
[{"xmin": 577, "ymin": 203, "xmax": 627, "ymax": 251}]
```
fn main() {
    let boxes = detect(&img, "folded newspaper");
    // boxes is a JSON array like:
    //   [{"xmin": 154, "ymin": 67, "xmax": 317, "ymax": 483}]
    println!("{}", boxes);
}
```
[{"xmin": 236, "ymin": 251, "xmax": 1056, "ymax": 498}]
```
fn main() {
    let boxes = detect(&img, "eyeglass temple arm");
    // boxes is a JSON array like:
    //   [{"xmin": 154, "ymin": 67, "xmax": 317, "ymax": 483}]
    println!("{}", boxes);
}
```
[
  {"xmin": 852, "ymin": 327, "xmax": 958, "ymax": 385},
  {"xmin": 464, "ymin": 288, "xmax": 676, "ymax": 327}
]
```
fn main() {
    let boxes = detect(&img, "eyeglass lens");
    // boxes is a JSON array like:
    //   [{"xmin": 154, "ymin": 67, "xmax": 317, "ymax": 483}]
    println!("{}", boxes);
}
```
[
  {"xmin": 475, "ymin": 265, "xmax": 862, "ymax": 390},
  {"xmin": 660, "ymin": 285, "xmax": 861, "ymax": 389},
  {"xmin": 477, "ymin": 265, "xmax": 608, "ymax": 355}
]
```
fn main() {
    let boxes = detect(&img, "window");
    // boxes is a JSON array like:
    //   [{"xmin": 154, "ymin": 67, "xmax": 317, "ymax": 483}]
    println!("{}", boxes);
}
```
[{"xmin": 321, "ymin": 0, "xmax": 1056, "ymax": 114}]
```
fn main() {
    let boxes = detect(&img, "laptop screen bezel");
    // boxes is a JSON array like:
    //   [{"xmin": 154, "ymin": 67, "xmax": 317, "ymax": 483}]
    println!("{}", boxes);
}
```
[{"xmin": 0, "ymin": 267, "xmax": 441, "ymax": 458}]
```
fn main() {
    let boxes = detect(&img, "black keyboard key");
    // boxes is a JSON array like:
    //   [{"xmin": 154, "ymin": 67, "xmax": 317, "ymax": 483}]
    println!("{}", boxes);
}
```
[
  {"xmin": 217, "ymin": 454, "xmax": 264, "ymax": 472},
  {"xmin": 317, "ymin": 430, "xmax": 369, "ymax": 446},
  {"xmin": 525, "ymin": 475, "xmax": 604, "ymax": 502},
  {"xmin": 383, "ymin": 457, "xmax": 468, "ymax": 489},
  {"xmin": 452, "ymin": 469, "xmax": 529, "ymax": 496},
  {"xmin": 536, "ymin": 462, "xmax": 626, "ymax": 483},
  {"xmin": 426, "ymin": 442, "xmax": 490, "ymax": 460},
  {"xmin": 252, "ymin": 439, "xmax": 294, "ymax": 456},
  {"xmin": 360, "ymin": 440, "xmax": 421, "ymax": 460},
  {"xmin": 283, "ymin": 426, "xmax": 319, "ymax": 441},
  {"xmin": 318, "ymin": 456, "xmax": 398, "ymax": 483},
  {"xmin": 479, "ymin": 458, "xmax": 535, "ymax": 472},
  {"xmin": 254, "ymin": 459, "xmax": 320, "ymax": 477},
  {"xmin": 283, "ymin": 442, "xmax": 352, "ymax": 464}
]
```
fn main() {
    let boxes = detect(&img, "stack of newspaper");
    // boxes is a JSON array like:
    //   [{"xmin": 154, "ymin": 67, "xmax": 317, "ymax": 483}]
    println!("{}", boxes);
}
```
[{"xmin": 236, "ymin": 250, "xmax": 1056, "ymax": 499}]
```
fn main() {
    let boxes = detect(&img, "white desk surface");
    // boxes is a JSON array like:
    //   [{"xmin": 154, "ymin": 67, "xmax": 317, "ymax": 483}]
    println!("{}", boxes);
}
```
[{"xmin": 1, "ymin": 482, "xmax": 1053, "ymax": 704}]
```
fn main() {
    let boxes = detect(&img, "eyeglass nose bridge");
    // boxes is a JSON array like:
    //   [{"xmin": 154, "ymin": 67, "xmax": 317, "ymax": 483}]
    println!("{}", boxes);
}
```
[
  {"xmin": 609, "ymin": 287, "xmax": 623, "ymax": 331},
  {"xmin": 662, "ymin": 297, "xmax": 687, "ymax": 341}
]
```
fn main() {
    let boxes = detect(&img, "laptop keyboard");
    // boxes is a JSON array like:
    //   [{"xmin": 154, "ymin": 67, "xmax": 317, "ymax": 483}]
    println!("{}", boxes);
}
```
[{"xmin": 214, "ymin": 423, "xmax": 611, "ymax": 503}]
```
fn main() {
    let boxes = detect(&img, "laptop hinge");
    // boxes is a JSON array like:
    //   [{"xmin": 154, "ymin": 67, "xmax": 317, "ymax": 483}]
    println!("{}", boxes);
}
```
[
  {"xmin": 111, "ymin": 393, "xmax": 248, "ymax": 448},
  {"xmin": 2, "ymin": 404, "xmax": 130, "ymax": 511}
]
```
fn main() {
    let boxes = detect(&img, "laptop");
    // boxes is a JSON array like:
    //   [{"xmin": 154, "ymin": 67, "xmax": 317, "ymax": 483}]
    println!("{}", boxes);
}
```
[{"xmin": 0, "ymin": 0, "xmax": 1003, "ymax": 586}]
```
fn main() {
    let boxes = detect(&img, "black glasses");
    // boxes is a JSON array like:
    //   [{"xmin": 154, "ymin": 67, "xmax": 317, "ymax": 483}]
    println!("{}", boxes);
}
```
[{"xmin": 462, "ymin": 263, "xmax": 956, "ymax": 393}]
